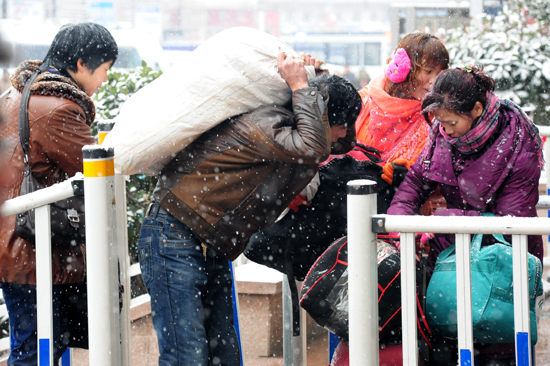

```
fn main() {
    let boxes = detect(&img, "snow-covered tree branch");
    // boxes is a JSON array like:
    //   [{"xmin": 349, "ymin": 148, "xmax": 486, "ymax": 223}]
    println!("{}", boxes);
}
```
[{"xmin": 443, "ymin": 0, "xmax": 550, "ymax": 125}]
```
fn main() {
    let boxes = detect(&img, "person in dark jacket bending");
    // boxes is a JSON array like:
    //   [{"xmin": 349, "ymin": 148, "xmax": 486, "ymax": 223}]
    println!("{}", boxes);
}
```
[
  {"xmin": 138, "ymin": 52, "xmax": 362, "ymax": 366},
  {"xmin": 388, "ymin": 65, "xmax": 543, "ymax": 366}
]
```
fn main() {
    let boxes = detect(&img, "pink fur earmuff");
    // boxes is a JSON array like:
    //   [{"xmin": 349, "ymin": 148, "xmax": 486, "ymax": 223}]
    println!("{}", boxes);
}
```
[{"xmin": 384, "ymin": 48, "xmax": 411, "ymax": 83}]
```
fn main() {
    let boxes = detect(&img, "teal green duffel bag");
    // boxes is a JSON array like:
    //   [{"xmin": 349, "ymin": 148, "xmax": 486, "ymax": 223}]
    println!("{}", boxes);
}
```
[{"xmin": 426, "ymin": 232, "xmax": 543, "ymax": 344}]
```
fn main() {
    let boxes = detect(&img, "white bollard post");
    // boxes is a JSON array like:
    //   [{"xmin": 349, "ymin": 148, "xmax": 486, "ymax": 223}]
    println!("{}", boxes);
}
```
[
  {"xmin": 282, "ymin": 277, "xmax": 293, "ymax": 366},
  {"xmin": 347, "ymin": 179, "xmax": 378, "ymax": 366},
  {"xmin": 545, "ymin": 136, "xmax": 550, "ymax": 273},
  {"xmin": 114, "ymin": 175, "xmax": 131, "ymax": 366},
  {"xmin": 282, "ymin": 277, "xmax": 305, "ymax": 366},
  {"xmin": 455, "ymin": 233, "xmax": 474, "ymax": 365},
  {"xmin": 299, "ymin": 306, "xmax": 307, "ymax": 365},
  {"xmin": 400, "ymin": 232, "xmax": 417, "ymax": 366},
  {"xmin": 98, "ymin": 119, "xmax": 131, "ymax": 366},
  {"xmin": 512, "ymin": 234, "xmax": 532, "ymax": 365},
  {"xmin": 83, "ymin": 145, "xmax": 120, "ymax": 365},
  {"xmin": 36, "ymin": 205, "xmax": 53, "ymax": 366}
]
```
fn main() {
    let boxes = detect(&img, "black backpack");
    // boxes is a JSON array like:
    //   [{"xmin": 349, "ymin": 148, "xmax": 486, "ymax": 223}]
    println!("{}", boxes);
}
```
[
  {"xmin": 244, "ymin": 144, "xmax": 405, "ymax": 281},
  {"xmin": 243, "ymin": 144, "xmax": 406, "ymax": 336}
]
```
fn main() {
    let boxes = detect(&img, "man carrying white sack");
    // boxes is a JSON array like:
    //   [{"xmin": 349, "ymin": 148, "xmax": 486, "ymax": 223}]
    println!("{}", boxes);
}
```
[{"xmin": 137, "ymin": 52, "xmax": 362, "ymax": 366}]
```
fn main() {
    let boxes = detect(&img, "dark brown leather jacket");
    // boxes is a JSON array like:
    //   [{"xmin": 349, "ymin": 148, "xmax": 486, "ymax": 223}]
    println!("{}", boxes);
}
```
[
  {"xmin": 0, "ymin": 61, "xmax": 96, "ymax": 284},
  {"xmin": 154, "ymin": 87, "xmax": 356, "ymax": 260}
]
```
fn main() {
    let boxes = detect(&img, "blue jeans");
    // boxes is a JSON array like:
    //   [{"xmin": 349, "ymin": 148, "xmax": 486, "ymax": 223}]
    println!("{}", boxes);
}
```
[
  {"xmin": 0, "ymin": 282, "xmax": 88, "ymax": 366},
  {"xmin": 138, "ymin": 203, "xmax": 241, "ymax": 366}
]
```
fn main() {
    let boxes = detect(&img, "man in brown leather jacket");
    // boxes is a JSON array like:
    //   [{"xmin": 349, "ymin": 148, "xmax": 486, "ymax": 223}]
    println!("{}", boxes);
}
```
[
  {"xmin": 0, "ymin": 23, "xmax": 117, "ymax": 365},
  {"xmin": 138, "ymin": 52, "xmax": 362, "ymax": 365}
]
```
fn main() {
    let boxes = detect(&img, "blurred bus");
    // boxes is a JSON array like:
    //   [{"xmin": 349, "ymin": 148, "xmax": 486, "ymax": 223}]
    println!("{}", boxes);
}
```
[
  {"xmin": 280, "ymin": 32, "xmax": 392, "ymax": 79},
  {"xmin": 0, "ymin": 20, "xmax": 167, "ymax": 72}
]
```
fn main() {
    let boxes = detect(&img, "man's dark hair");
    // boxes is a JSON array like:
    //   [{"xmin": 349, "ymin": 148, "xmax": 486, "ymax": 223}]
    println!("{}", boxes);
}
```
[
  {"xmin": 309, "ymin": 74, "xmax": 362, "ymax": 127},
  {"xmin": 41, "ymin": 23, "xmax": 118, "ymax": 74}
]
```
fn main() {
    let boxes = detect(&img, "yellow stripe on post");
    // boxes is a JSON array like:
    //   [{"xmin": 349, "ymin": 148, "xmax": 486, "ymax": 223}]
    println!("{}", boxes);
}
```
[
  {"xmin": 84, "ymin": 159, "xmax": 115, "ymax": 177},
  {"xmin": 98, "ymin": 132, "xmax": 108, "ymax": 146},
  {"xmin": 96, "ymin": 120, "xmax": 116, "ymax": 146},
  {"xmin": 82, "ymin": 145, "xmax": 115, "ymax": 178}
]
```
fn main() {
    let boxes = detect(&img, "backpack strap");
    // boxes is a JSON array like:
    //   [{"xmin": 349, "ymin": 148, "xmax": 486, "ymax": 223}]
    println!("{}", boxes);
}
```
[
  {"xmin": 286, "ymin": 274, "xmax": 301, "ymax": 337},
  {"xmin": 353, "ymin": 143, "xmax": 383, "ymax": 163},
  {"xmin": 18, "ymin": 70, "xmax": 40, "ymax": 170}
]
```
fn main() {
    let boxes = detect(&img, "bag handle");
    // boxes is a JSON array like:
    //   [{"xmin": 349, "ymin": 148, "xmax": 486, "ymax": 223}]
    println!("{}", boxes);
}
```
[
  {"xmin": 353, "ymin": 143, "xmax": 383, "ymax": 163},
  {"xmin": 18, "ymin": 70, "xmax": 40, "ymax": 169},
  {"xmin": 471, "ymin": 213, "xmax": 510, "ymax": 252},
  {"xmin": 436, "ymin": 232, "xmax": 509, "ymax": 262},
  {"xmin": 470, "ymin": 233, "xmax": 483, "ymax": 253}
]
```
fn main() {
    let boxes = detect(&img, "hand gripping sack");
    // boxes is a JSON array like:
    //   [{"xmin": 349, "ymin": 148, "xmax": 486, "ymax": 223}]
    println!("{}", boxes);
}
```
[
  {"xmin": 426, "ymin": 232, "xmax": 543, "ymax": 344},
  {"xmin": 103, "ymin": 27, "xmax": 316, "ymax": 176}
]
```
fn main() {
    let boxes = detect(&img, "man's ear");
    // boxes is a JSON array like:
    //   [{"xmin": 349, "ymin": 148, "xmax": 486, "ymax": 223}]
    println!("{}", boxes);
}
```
[
  {"xmin": 471, "ymin": 101, "xmax": 484, "ymax": 120},
  {"xmin": 76, "ymin": 59, "xmax": 85, "ymax": 73}
]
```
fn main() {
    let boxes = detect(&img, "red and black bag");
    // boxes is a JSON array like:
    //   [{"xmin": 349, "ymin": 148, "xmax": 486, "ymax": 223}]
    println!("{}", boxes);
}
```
[{"xmin": 300, "ymin": 236, "xmax": 432, "ymax": 352}]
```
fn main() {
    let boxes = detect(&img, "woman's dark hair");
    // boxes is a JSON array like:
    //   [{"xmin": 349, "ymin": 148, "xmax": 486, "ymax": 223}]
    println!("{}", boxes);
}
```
[
  {"xmin": 309, "ymin": 73, "xmax": 362, "ymax": 127},
  {"xmin": 421, "ymin": 65, "xmax": 495, "ymax": 123},
  {"xmin": 41, "ymin": 23, "xmax": 118, "ymax": 74},
  {"xmin": 385, "ymin": 32, "xmax": 449, "ymax": 99}
]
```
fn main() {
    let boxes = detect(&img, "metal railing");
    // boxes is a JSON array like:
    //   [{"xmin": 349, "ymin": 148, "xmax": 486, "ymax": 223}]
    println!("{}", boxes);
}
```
[
  {"xmin": 0, "ymin": 117, "xmax": 240, "ymax": 364},
  {"xmin": 0, "ymin": 145, "xmax": 130, "ymax": 366},
  {"xmin": 281, "ymin": 124, "xmax": 550, "ymax": 366},
  {"xmin": 346, "ymin": 179, "xmax": 549, "ymax": 366},
  {"xmin": 1, "ymin": 122, "xmax": 548, "ymax": 365}
]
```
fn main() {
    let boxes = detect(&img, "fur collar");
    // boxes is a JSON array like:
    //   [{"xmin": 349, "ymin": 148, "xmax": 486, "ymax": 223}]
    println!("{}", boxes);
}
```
[{"xmin": 10, "ymin": 60, "xmax": 95, "ymax": 125}]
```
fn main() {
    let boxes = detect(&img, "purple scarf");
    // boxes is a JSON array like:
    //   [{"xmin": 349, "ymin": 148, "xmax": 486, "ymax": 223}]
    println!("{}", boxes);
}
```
[
  {"xmin": 439, "ymin": 92, "xmax": 500, "ymax": 154},
  {"xmin": 435, "ymin": 92, "xmax": 544, "ymax": 168}
]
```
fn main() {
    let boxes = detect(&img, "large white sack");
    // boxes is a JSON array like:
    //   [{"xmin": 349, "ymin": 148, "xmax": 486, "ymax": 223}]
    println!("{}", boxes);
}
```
[{"xmin": 103, "ymin": 27, "xmax": 316, "ymax": 176}]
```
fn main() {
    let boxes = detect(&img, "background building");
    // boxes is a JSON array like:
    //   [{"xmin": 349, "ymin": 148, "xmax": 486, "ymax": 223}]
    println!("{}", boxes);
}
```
[
  {"xmin": 0, "ymin": 0, "xmax": 506, "ymax": 75},
  {"xmin": 2, "ymin": 0, "xmax": 505, "ymax": 45}
]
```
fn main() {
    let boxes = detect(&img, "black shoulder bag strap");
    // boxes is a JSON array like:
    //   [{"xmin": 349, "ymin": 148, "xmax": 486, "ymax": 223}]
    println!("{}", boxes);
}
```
[
  {"xmin": 284, "ymin": 262, "xmax": 301, "ymax": 337},
  {"xmin": 18, "ymin": 70, "xmax": 40, "ymax": 173}
]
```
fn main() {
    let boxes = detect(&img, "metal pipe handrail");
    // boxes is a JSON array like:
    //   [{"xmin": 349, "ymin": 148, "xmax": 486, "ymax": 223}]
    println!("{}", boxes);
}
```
[
  {"xmin": 372, "ymin": 214, "xmax": 550, "ymax": 235},
  {"xmin": 0, "ymin": 176, "xmax": 84, "ymax": 364},
  {"xmin": 536, "ymin": 125, "xmax": 550, "ymax": 136},
  {"xmin": 536, "ymin": 195, "xmax": 550, "ymax": 209},
  {"xmin": 0, "ymin": 146, "xmax": 128, "ymax": 366},
  {"xmin": 1, "ymin": 173, "xmax": 83, "ymax": 217},
  {"xmin": 347, "ymin": 179, "xmax": 549, "ymax": 366}
]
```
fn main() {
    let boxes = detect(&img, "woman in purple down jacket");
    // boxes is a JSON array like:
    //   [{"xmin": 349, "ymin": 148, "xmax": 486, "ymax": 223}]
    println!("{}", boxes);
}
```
[{"xmin": 387, "ymin": 66, "xmax": 544, "ymax": 366}]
